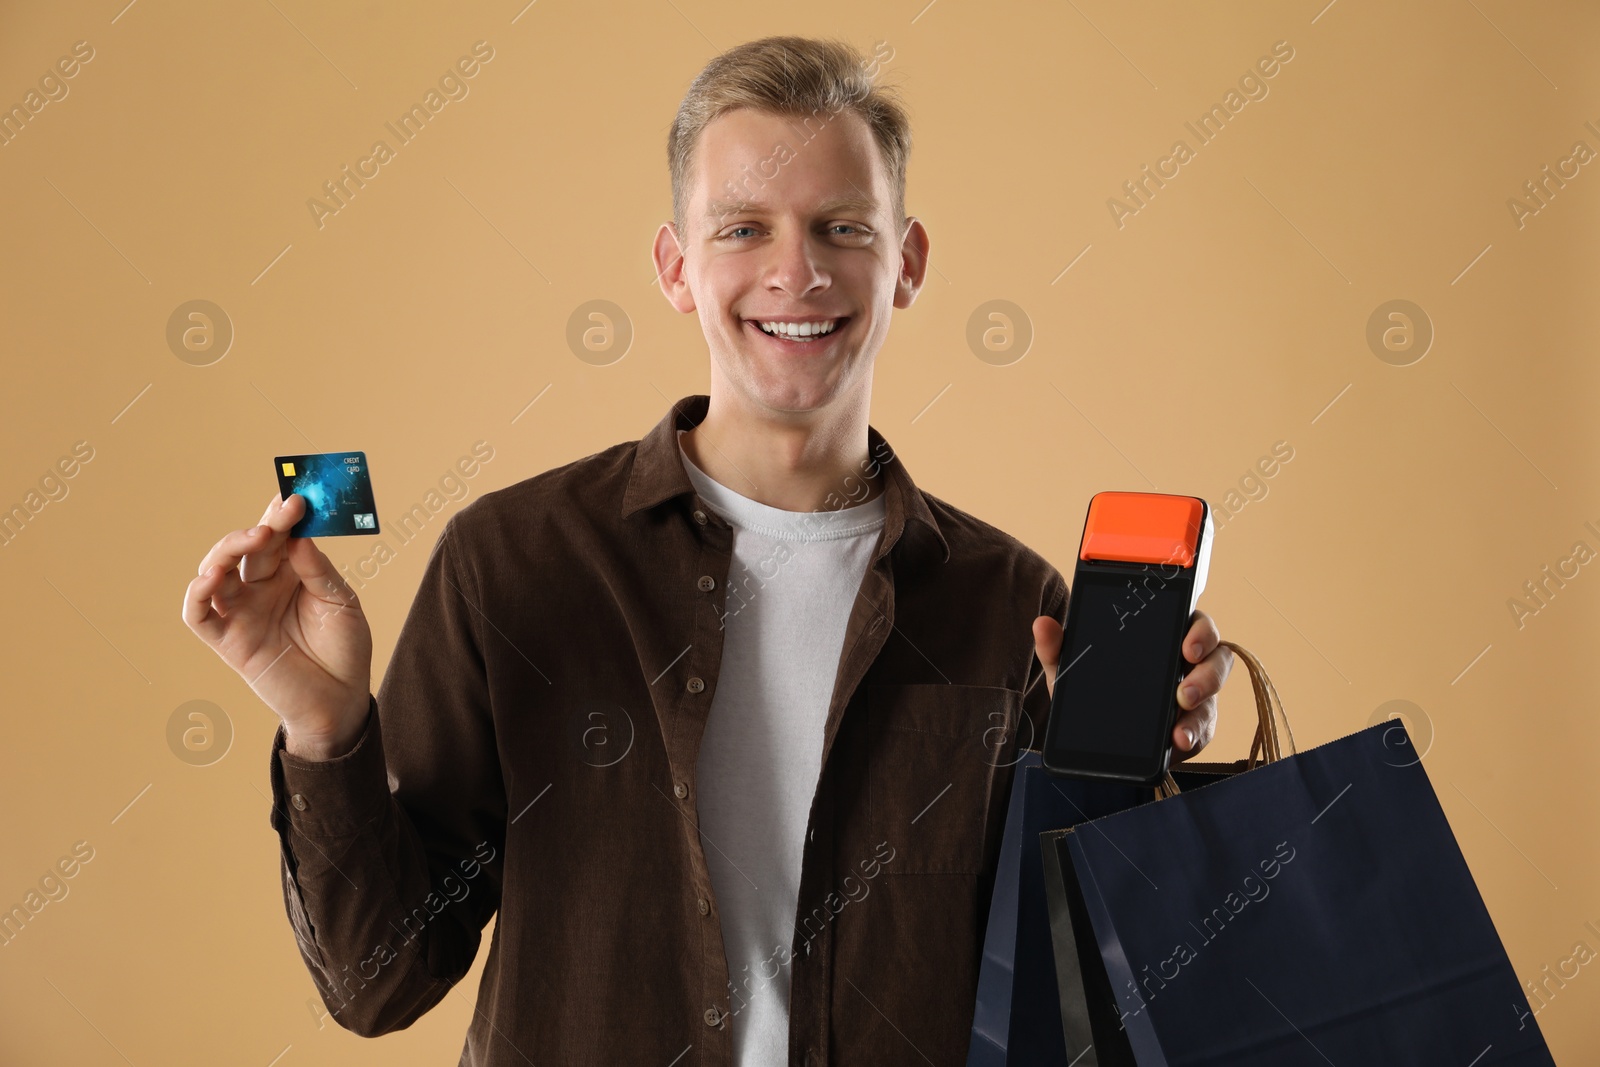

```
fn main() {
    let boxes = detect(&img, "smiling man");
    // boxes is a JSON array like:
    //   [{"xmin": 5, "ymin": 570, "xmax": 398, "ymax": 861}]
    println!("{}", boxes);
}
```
[{"xmin": 183, "ymin": 35, "xmax": 1232, "ymax": 1067}]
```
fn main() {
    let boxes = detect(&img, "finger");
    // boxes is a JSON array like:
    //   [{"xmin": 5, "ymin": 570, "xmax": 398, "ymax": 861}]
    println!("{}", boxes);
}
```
[
  {"xmin": 1172, "ymin": 694, "xmax": 1217, "ymax": 757},
  {"xmin": 1176, "ymin": 646, "xmax": 1231, "ymax": 711},
  {"xmin": 1173, "ymin": 642, "xmax": 1233, "ymax": 758},
  {"xmin": 284, "ymin": 531, "xmax": 359, "ymax": 611},
  {"xmin": 182, "ymin": 564, "xmax": 230, "ymax": 640},
  {"xmin": 241, "ymin": 493, "xmax": 305, "ymax": 584},
  {"xmin": 209, "ymin": 565, "xmax": 244, "ymax": 615},
  {"xmin": 197, "ymin": 524, "xmax": 276, "ymax": 580},
  {"xmin": 1182, "ymin": 609, "xmax": 1221, "ymax": 664},
  {"xmin": 1032, "ymin": 615, "xmax": 1063, "ymax": 698}
]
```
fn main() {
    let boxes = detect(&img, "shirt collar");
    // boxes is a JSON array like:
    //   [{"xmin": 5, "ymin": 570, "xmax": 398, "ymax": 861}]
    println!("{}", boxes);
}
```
[{"xmin": 621, "ymin": 393, "xmax": 950, "ymax": 565}]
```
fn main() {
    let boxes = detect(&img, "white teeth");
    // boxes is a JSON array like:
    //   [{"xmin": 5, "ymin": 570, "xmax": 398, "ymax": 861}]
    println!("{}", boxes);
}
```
[{"xmin": 756, "ymin": 318, "xmax": 839, "ymax": 338}]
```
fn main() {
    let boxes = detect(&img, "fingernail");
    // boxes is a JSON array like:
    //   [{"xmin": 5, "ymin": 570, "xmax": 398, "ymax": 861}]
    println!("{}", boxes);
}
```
[
  {"xmin": 1181, "ymin": 685, "xmax": 1197, "ymax": 708},
  {"xmin": 1184, "ymin": 727, "xmax": 1196, "ymax": 748}
]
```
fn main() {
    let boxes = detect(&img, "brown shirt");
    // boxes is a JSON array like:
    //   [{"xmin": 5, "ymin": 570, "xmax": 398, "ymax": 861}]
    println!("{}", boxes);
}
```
[{"xmin": 268, "ymin": 393, "xmax": 1069, "ymax": 1066}]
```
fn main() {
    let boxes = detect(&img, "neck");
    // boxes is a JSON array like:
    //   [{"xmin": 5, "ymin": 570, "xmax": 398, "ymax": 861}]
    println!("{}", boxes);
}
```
[{"xmin": 681, "ymin": 388, "xmax": 885, "ymax": 513}]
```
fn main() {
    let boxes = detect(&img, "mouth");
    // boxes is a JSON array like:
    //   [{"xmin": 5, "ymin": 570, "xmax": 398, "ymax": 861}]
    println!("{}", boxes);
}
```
[{"xmin": 744, "ymin": 316, "xmax": 851, "ymax": 351}]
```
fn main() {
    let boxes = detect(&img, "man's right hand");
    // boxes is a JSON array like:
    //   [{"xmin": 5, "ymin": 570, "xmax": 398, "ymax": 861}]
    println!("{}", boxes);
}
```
[{"xmin": 182, "ymin": 492, "xmax": 374, "ymax": 761}]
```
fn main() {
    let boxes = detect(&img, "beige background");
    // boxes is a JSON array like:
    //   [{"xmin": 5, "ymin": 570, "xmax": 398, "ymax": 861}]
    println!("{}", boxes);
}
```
[{"xmin": 2, "ymin": 0, "xmax": 1596, "ymax": 1062}]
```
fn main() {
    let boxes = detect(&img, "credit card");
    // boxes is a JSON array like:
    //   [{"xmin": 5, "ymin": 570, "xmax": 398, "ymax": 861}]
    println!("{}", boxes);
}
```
[{"xmin": 273, "ymin": 452, "xmax": 380, "ymax": 537}]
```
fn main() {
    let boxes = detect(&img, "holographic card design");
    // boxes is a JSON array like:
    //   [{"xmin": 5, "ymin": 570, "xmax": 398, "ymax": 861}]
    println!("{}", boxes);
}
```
[{"xmin": 273, "ymin": 452, "xmax": 380, "ymax": 538}]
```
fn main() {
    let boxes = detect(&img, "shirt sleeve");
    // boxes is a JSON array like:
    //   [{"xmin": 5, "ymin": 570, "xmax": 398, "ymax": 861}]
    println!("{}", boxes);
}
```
[{"xmin": 267, "ymin": 513, "xmax": 505, "ymax": 1037}]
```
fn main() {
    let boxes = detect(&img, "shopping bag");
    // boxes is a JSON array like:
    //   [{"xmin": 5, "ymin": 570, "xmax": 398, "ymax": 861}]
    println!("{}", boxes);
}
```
[
  {"xmin": 966, "ymin": 749, "xmax": 1149, "ymax": 1066},
  {"xmin": 1036, "ymin": 640, "xmax": 1290, "ymax": 1064},
  {"xmin": 966, "ymin": 686, "xmax": 1253, "ymax": 1067},
  {"xmin": 1041, "ymin": 642, "xmax": 1556, "ymax": 1066},
  {"xmin": 1039, "ymin": 640, "xmax": 1289, "ymax": 1061}
]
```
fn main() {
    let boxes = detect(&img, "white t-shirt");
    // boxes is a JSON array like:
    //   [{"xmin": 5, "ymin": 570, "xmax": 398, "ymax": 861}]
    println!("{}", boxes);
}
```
[{"xmin": 678, "ymin": 430, "xmax": 887, "ymax": 1066}]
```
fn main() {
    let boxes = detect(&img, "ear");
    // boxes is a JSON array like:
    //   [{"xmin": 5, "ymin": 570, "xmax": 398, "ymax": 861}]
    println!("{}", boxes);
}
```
[
  {"xmin": 893, "ymin": 217, "xmax": 930, "ymax": 310},
  {"xmin": 653, "ymin": 222, "xmax": 696, "ymax": 314}
]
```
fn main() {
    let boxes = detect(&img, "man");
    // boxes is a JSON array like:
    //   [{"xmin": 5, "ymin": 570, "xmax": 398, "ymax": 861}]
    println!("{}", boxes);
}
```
[{"xmin": 182, "ymin": 35, "xmax": 1232, "ymax": 1066}]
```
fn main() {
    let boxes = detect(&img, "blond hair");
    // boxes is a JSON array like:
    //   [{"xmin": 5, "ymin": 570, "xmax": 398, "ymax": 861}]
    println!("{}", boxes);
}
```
[{"xmin": 667, "ymin": 36, "xmax": 908, "ymax": 239}]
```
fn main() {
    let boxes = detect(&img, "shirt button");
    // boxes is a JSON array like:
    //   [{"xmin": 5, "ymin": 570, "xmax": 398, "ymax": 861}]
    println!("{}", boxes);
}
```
[
  {"xmin": 686, "ymin": 677, "xmax": 705, "ymax": 694},
  {"xmin": 693, "ymin": 509, "xmax": 708, "ymax": 525},
  {"xmin": 290, "ymin": 794, "xmax": 308, "ymax": 811},
  {"xmin": 674, "ymin": 781, "xmax": 688, "ymax": 799},
  {"xmin": 697, "ymin": 574, "xmax": 716, "ymax": 592},
  {"xmin": 697, "ymin": 897, "xmax": 710, "ymax": 916},
  {"xmin": 704, "ymin": 1006, "xmax": 723, "ymax": 1027},
  {"xmin": 869, "ymin": 616, "xmax": 886, "ymax": 633}
]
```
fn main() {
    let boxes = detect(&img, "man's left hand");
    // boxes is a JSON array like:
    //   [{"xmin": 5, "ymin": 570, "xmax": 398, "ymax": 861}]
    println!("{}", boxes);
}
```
[{"xmin": 1031, "ymin": 609, "xmax": 1234, "ymax": 760}]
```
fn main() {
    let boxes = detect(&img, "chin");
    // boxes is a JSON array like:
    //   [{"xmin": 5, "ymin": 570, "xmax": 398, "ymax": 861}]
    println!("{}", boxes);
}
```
[
  {"xmin": 739, "ymin": 372, "xmax": 846, "ymax": 415},
  {"xmin": 712, "ymin": 332, "xmax": 868, "ymax": 416}
]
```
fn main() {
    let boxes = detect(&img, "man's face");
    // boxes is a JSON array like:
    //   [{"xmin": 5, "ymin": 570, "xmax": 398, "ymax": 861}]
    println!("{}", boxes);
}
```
[{"xmin": 654, "ymin": 107, "xmax": 928, "ymax": 419}]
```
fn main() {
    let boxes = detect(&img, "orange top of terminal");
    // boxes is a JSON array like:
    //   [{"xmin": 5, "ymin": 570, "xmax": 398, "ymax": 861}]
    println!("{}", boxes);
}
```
[{"xmin": 1079, "ymin": 492, "xmax": 1203, "ymax": 567}]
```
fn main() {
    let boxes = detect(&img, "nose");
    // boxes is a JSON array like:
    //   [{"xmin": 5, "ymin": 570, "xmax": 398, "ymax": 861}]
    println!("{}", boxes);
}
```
[{"xmin": 761, "ymin": 224, "xmax": 828, "ymax": 298}]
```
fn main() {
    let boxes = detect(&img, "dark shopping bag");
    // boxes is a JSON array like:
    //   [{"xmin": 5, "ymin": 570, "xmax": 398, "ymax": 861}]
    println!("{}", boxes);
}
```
[
  {"xmin": 966, "ymin": 648, "xmax": 1263, "ymax": 1067},
  {"xmin": 966, "ymin": 748, "xmax": 1148, "ymax": 1066},
  {"xmin": 1040, "ymin": 642, "xmax": 1556, "ymax": 1066}
]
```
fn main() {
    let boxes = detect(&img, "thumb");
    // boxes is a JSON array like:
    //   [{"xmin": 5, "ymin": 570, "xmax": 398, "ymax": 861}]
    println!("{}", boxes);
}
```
[
  {"xmin": 1032, "ymin": 615, "xmax": 1063, "ymax": 699},
  {"xmin": 285, "ymin": 534, "xmax": 360, "ymax": 612}
]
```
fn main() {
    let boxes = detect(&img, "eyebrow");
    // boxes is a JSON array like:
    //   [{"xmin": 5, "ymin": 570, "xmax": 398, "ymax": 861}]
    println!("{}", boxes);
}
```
[{"xmin": 703, "ymin": 195, "xmax": 879, "ymax": 221}]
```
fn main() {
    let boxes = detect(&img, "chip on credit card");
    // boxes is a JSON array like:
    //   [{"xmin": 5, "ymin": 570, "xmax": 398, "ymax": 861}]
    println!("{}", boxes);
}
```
[{"xmin": 273, "ymin": 452, "xmax": 380, "ymax": 537}]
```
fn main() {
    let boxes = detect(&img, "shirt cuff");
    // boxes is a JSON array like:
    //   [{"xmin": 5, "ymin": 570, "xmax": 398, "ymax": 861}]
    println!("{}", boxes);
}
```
[{"xmin": 269, "ymin": 695, "xmax": 390, "ymax": 837}]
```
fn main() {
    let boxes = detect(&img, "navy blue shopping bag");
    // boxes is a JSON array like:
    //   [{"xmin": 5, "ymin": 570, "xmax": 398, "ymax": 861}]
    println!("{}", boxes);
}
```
[
  {"xmin": 1041, "ymin": 645, "xmax": 1555, "ymax": 1065},
  {"xmin": 969, "ymin": 639, "xmax": 1282, "ymax": 1066},
  {"xmin": 966, "ymin": 750, "xmax": 1149, "ymax": 1066}
]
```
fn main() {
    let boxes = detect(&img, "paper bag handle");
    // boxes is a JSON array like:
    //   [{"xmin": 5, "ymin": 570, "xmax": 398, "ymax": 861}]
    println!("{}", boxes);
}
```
[{"xmin": 1153, "ymin": 639, "xmax": 1296, "ymax": 801}]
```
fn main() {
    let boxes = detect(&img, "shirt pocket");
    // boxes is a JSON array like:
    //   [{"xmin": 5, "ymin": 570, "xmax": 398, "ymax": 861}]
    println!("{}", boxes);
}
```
[{"xmin": 865, "ymin": 683, "xmax": 1022, "ymax": 875}]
